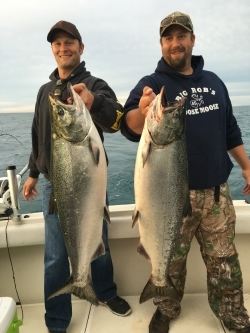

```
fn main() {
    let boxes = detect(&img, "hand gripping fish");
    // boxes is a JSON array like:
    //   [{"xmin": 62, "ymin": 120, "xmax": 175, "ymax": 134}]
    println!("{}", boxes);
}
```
[
  {"xmin": 48, "ymin": 83, "xmax": 110, "ymax": 305},
  {"xmin": 133, "ymin": 87, "xmax": 191, "ymax": 303}
]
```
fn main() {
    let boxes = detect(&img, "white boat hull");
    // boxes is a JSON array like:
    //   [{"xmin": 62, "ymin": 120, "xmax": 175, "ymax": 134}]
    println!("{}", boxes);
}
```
[{"xmin": 0, "ymin": 201, "xmax": 250, "ymax": 303}]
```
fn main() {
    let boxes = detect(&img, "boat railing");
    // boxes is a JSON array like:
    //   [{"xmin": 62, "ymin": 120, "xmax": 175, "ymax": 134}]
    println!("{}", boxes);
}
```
[
  {"xmin": 0, "ymin": 164, "xmax": 249, "ymax": 248},
  {"xmin": 0, "ymin": 164, "xmax": 28, "ymax": 222},
  {"xmin": 0, "ymin": 200, "xmax": 250, "ymax": 248}
]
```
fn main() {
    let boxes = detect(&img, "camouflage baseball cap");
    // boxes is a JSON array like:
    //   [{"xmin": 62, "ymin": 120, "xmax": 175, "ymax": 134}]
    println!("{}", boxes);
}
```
[{"xmin": 160, "ymin": 11, "xmax": 193, "ymax": 36}]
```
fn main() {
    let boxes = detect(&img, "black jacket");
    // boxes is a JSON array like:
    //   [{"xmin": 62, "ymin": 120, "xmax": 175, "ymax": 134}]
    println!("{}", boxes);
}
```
[
  {"xmin": 121, "ymin": 56, "xmax": 243, "ymax": 189},
  {"xmin": 29, "ymin": 61, "xmax": 123, "ymax": 178}
]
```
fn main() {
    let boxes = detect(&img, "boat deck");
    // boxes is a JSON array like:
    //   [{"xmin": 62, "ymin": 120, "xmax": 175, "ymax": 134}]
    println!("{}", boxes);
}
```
[
  {"xmin": 18, "ymin": 294, "xmax": 250, "ymax": 333},
  {"xmin": 1, "ymin": 203, "xmax": 249, "ymax": 332}
]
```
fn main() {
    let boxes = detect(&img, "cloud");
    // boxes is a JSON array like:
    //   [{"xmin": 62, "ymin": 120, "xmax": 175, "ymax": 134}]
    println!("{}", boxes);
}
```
[{"xmin": 0, "ymin": 0, "xmax": 249, "ymax": 110}]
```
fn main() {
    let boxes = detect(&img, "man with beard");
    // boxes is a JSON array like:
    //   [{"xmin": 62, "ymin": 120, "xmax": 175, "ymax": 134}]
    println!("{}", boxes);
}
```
[
  {"xmin": 23, "ymin": 20, "xmax": 131, "ymax": 333},
  {"xmin": 121, "ymin": 11, "xmax": 250, "ymax": 333}
]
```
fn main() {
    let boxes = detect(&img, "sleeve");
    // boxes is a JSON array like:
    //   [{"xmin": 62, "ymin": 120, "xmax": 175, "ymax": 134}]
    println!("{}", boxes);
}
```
[
  {"xmin": 28, "ymin": 88, "xmax": 43, "ymax": 178},
  {"xmin": 120, "ymin": 76, "xmax": 154, "ymax": 142},
  {"xmin": 88, "ymin": 78, "xmax": 124, "ymax": 133}
]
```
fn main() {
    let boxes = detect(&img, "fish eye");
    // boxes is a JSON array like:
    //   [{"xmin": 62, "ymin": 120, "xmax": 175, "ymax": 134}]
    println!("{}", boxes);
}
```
[{"xmin": 57, "ymin": 108, "xmax": 65, "ymax": 116}]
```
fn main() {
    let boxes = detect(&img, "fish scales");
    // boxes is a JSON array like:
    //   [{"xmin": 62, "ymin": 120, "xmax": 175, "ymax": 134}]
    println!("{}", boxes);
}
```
[
  {"xmin": 48, "ymin": 83, "xmax": 107, "ymax": 304},
  {"xmin": 133, "ymin": 87, "xmax": 191, "ymax": 303},
  {"xmin": 53, "ymin": 133, "xmax": 106, "ymax": 264}
]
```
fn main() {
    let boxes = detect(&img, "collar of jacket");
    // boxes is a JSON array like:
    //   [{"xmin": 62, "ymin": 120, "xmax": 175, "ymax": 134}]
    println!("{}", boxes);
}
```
[{"xmin": 49, "ymin": 61, "xmax": 91, "ymax": 82}]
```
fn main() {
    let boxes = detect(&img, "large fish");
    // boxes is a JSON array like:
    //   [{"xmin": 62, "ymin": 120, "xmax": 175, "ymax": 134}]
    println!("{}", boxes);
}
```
[
  {"xmin": 48, "ymin": 83, "xmax": 109, "ymax": 305},
  {"xmin": 133, "ymin": 87, "xmax": 191, "ymax": 303}
]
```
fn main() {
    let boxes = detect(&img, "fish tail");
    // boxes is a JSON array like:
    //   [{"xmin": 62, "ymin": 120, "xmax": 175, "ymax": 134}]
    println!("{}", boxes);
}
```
[
  {"xmin": 72, "ymin": 283, "xmax": 98, "ymax": 305},
  {"xmin": 139, "ymin": 279, "xmax": 173, "ymax": 304},
  {"xmin": 92, "ymin": 241, "xmax": 106, "ymax": 261},
  {"xmin": 47, "ymin": 282, "xmax": 73, "ymax": 300},
  {"xmin": 104, "ymin": 206, "xmax": 111, "ymax": 224},
  {"xmin": 48, "ymin": 281, "xmax": 98, "ymax": 305}
]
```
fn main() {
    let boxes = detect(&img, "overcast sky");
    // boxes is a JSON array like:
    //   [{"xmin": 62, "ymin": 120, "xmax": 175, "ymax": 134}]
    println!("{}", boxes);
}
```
[{"xmin": 0, "ymin": 0, "xmax": 250, "ymax": 113}]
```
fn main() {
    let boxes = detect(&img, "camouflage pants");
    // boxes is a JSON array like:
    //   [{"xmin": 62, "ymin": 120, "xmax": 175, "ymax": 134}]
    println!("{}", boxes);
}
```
[{"xmin": 154, "ymin": 183, "xmax": 250, "ymax": 330}]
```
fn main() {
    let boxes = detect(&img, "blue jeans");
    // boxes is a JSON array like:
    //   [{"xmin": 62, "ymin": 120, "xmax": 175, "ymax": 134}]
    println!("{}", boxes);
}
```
[{"xmin": 43, "ymin": 179, "xmax": 117, "ymax": 331}]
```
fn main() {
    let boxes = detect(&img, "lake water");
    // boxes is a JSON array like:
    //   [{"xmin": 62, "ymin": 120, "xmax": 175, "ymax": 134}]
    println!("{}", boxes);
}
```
[{"xmin": 0, "ymin": 106, "xmax": 249, "ymax": 214}]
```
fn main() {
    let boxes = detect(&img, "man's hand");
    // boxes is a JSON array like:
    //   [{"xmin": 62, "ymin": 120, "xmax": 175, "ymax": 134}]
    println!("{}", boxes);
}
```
[
  {"xmin": 139, "ymin": 86, "xmax": 156, "ymax": 117},
  {"xmin": 229, "ymin": 145, "xmax": 250, "ymax": 196},
  {"xmin": 242, "ymin": 169, "xmax": 250, "ymax": 195},
  {"xmin": 23, "ymin": 177, "xmax": 38, "ymax": 200},
  {"xmin": 125, "ymin": 86, "xmax": 156, "ymax": 135},
  {"xmin": 72, "ymin": 83, "xmax": 94, "ymax": 110}
]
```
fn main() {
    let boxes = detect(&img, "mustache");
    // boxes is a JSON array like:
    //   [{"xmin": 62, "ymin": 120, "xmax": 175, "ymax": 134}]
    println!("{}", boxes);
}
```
[{"xmin": 170, "ymin": 46, "xmax": 185, "ymax": 53}]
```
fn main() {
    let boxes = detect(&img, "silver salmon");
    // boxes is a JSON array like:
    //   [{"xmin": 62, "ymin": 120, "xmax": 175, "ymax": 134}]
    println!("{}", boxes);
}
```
[
  {"xmin": 48, "ymin": 83, "xmax": 109, "ymax": 305},
  {"xmin": 133, "ymin": 87, "xmax": 191, "ymax": 303}
]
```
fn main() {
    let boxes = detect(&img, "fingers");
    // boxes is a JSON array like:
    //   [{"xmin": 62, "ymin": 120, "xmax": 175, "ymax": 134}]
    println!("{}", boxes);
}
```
[
  {"xmin": 24, "ymin": 188, "xmax": 38, "ymax": 200},
  {"xmin": 72, "ymin": 83, "xmax": 94, "ymax": 110},
  {"xmin": 23, "ymin": 177, "xmax": 38, "ymax": 200},
  {"xmin": 23, "ymin": 186, "xmax": 37, "ymax": 200},
  {"xmin": 72, "ymin": 83, "xmax": 87, "ymax": 94},
  {"xmin": 242, "ymin": 169, "xmax": 250, "ymax": 195},
  {"xmin": 243, "ymin": 183, "xmax": 250, "ymax": 195},
  {"xmin": 142, "ymin": 86, "xmax": 154, "ymax": 96},
  {"xmin": 139, "ymin": 86, "xmax": 156, "ymax": 117},
  {"xmin": 142, "ymin": 87, "xmax": 156, "ymax": 102},
  {"xmin": 23, "ymin": 184, "xmax": 36, "ymax": 200}
]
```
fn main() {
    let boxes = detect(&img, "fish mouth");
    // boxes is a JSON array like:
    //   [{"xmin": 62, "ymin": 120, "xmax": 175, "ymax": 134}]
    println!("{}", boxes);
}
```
[
  {"xmin": 49, "ymin": 84, "xmax": 79, "ymax": 119},
  {"xmin": 49, "ymin": 82, "xmax": 90, "ymax": 142},
  {"xmin": 152, "ymin": 87, "xmax": 185, "ymax": 121},
  {"xmin": 66, "ymin": 82, "xmax": 75, "ymax": 105},
  {"xmin": 49, "ymin": 82, "xmax": 76, "ymax": 107},
  {"xmin": 159, "ymin": 87, "xmax": 186, "ymax": 114}
]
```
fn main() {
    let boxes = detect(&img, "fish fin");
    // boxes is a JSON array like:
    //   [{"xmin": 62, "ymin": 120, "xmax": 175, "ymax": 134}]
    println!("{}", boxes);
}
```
[
  {"xmin": 137, "ymin": 243, "xmax": 150, "ymax": 260},
  {"xmin": 142, "ymin": 141, "xmax": 151, "ymax": 166},
  {"xmin": 48, "ymin": 278, "xmax": 98, "ymax": 305},
  {"xmin": 140, "ymin": 279, "xmax": 178, "ymax": 303},
  {"xmin": 183, "ymin": 198, "xmax": 192, "ymax": 217},
  {"xmin": 47, "ymin": 281, "xmax": 73, "ymax": 300},
  {"xmin": 48, "ymin": 191, "xmax": 57, "ymax": 214},
  {"xmin": 92, "ymin": 242, "xmax": 106, "ymax": 261},
  {"xmin": 89, "ymin": 137, "xmax": 100, "ymax": 165},
  {"xmin": 104, "ymin": 206, "xmax": 111, "ymax": 224},
  {"xmin": 72, "ymin": 283, "xmax": 98, "ymax": 305},
  {"xmin": 132, "ymin": 209, "xmax": 140, "ymax": 228}
]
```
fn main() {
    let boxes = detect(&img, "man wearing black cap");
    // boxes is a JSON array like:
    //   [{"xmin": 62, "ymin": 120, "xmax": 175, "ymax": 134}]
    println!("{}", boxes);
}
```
[
  {"xmin": 23, "ymin": 20, "xmax": 131, "ymax": 333},
  {"xmin": 120, "ymin": 11, "xmax": 250, "ymax": 333}
]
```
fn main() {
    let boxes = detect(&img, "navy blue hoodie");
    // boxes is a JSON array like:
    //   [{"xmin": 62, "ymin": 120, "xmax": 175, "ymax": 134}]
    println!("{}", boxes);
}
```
[{"xmin": 121, "ymin": 56, "xmax": 243, "ymax": 190}]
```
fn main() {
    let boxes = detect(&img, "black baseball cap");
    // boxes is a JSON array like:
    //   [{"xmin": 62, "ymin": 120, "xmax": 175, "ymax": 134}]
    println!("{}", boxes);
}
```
[{"xmin": 47, "ymin": 20, "xmax": 82, "ymax": 43}]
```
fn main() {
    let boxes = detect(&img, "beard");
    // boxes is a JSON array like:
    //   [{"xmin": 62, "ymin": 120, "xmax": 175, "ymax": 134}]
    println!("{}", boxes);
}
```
[
  {"xmin": 164, "ymin": 46, "xmax": 191, "ymax": 72},
  {"xmin": 167, "ymin": 56, "xmax": 187, "ymax": 71}
]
